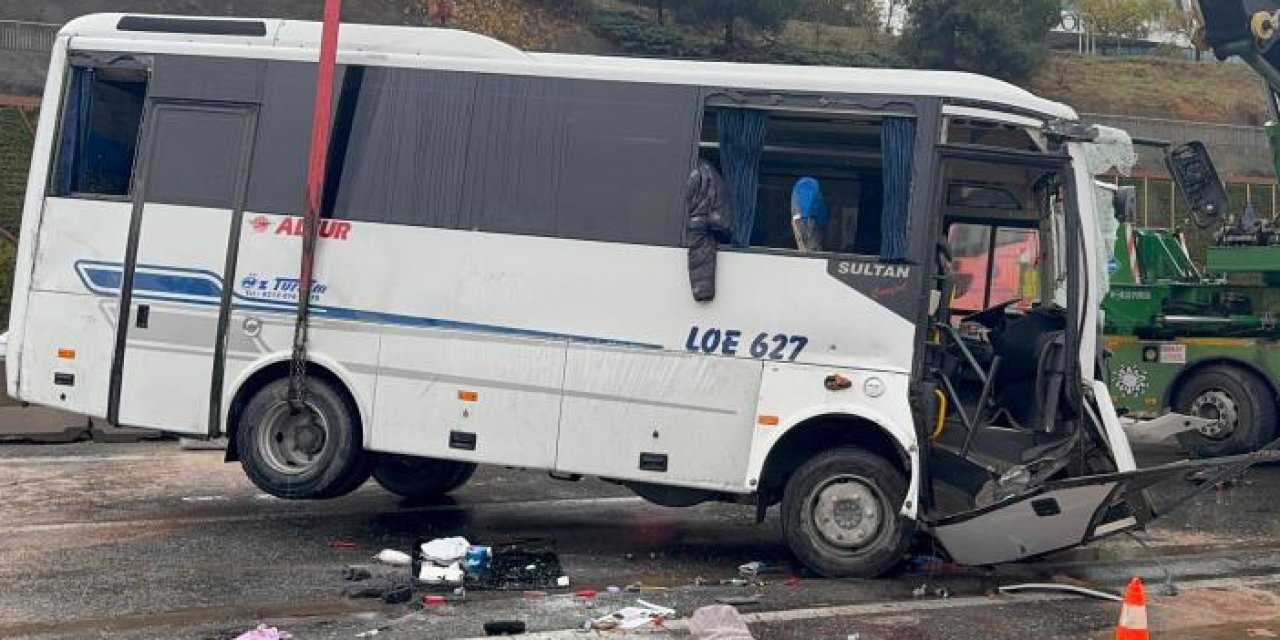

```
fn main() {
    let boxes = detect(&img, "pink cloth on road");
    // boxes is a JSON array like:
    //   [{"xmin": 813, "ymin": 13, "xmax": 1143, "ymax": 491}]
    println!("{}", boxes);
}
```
[{"xmin": 233, "ymin": 625, "xmax": 289, "ymax": 640}]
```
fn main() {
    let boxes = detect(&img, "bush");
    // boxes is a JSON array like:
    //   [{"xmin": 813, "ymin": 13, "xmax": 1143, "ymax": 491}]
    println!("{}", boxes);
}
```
[
  {"xmin": 751, "ymin": 44, "xmax": 909, "ymax": 68},
  {"xmin": 589, "ymin": 10, "xmax": 698, "ymax": 57}
]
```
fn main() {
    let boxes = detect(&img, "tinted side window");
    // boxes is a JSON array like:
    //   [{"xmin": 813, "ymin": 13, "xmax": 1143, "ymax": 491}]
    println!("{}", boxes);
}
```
[
  {"xmin": 145, "ymin": 106, "xmax": 251, "ymax": 208},
  {"xmin": 463, "ymin": 76, "xmax": 699, "ymax": 246},
  {"xmin": 245, "ymin": 61, "xmax": 315, "ymax": 216},
  {"xmin": 331, "ymin": 67, "xmax": 476, "ymax": 227}
]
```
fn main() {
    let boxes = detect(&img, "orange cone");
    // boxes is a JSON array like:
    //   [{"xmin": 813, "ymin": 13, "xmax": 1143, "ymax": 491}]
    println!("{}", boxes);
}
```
[{"xmin": 1115, "ymin": 577, "xmax": 1150, "ymax": 640}]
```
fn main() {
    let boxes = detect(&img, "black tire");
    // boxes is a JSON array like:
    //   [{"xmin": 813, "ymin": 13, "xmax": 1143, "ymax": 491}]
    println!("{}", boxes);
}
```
[
  {"xmin": 372, "ymin": 454, "xmax": 477, "ymax": 499},
  {"xmin": 1174, "ymin": 366, "xmax": 1278, "ymax": 458},
  {"xmin": 781, "ymin": 447, "xmax": 914, "ymax": 578},
  {"xmin": 236, "ymin": 377, "xmax": 371, "ymax": 499}
]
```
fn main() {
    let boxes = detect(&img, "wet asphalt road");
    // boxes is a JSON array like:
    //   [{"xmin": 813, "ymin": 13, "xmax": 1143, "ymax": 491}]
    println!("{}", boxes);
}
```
[{"xmin": 1, "ymin": 441, "xmax": 1280, "ymax": 639}]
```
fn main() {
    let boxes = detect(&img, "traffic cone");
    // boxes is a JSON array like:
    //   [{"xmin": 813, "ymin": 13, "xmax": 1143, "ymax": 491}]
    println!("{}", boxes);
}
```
[{"xmin": 1115, "ymin": 577, "xmax": 1150, "ymax": 640}]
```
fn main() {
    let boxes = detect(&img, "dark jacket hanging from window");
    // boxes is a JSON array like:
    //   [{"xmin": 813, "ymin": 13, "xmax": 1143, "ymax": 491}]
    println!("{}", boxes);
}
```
[
  {"xmin": 881, "ymin": 117, "xmax": 916, "ymax": 262},
  {"xmin": 686, "ymin": 160, "xmax": 735, "ymax": 302},
  {"xmin": 717, "ymin": 109, "xmax": 768, "ymax": 247}
]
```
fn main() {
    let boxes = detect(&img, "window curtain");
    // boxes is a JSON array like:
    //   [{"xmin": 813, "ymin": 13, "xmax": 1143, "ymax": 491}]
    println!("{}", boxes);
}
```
[
  {"xmin": 881, "ymin": 117, "xmax": 916, "ymax": 261},
  {"xmin": 54, "ymin": 67, "xmax": 93, "ymax": 196},
  {"xmin": 717, "ymin": 109, "xmax": 767, "ymax": 247}
]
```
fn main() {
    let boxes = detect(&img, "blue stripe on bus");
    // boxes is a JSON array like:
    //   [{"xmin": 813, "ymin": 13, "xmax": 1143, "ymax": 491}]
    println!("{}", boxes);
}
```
[{"xmin": 73, "ymin": 259, "xmax": 661, "ymax": 350}]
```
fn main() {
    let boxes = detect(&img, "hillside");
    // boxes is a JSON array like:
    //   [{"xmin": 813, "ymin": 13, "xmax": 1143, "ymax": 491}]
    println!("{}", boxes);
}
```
[{"xmin": 1029, "ymin": 53, "xmax": 1267, "ymax": 125}]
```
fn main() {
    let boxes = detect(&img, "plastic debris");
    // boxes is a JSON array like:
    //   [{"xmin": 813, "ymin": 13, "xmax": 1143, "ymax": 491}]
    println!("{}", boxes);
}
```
[
  {"xmin": 606, "ymin": 585, "xmax": 622, "ymax": 593},
  {"xmin": 464, "ymin": 545, "xmax": 492, "ymax": 577},
  {"xmin": 574, "ymin": 589, "xmax": 598, "ymax": 598},
  {"xmin": 556, "ymin": 576, "xmax": 571, "ymax": 588},
  {"xmin": 738, "ymin": 561, "xmax": 766, "ymax": 577},
  {"xmin": 374, "ymin": 549, "xmax": 412, "ymax": 567},
  {"xmin": 998, "ymin": 582, "xmax": 1123, "ymax": 602},
  {"xmin": 420, "ymin": 537, "xmax": 471, "ymax": 565},
  {"xmin": 232, "ymin": 625, "xmax": 291, "ymax": 640},
  {"xmin": 423, "ymin": 595, "xmax": 447, "ymax": 606},
  {"xmin": 592, "ymin": 600, "xmax": 677, "ymax": 631},
  {"xmin": 689, "ymin": 604, "xmax": 754, "ymax": 640},
  {"xmin": 418, "ymin": 562, "xmax": 465, "ymax": 586}
]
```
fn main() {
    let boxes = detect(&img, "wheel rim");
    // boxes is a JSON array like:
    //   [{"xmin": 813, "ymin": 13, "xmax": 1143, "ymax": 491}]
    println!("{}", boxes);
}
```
[
  {"xmin": 1189, "ymin": 389, "xmax": 1239, "ymax": 440},
  {"xmin": 808, "ymin": 475, "xmax": 885, "ymax": 551},
  {"xmin": 255, "ymin": 401, "xmax": 331, "ymax": 476}
]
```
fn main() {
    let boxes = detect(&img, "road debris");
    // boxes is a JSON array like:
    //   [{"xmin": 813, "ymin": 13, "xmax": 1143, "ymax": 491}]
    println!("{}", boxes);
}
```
[
  {"xmin": 374, "ymin": 549, "xmax": 411, "ymax": 566},
  {"xmin": 328, "ymin": 539, "xmax": 358, "ymax": 550},
  {"xmin": 343, "ymin": 565, "xmax": 373, "ymax": 582},
  {"xmin": 421, "ymin": 536, "xmax": 471, "ymax": 565},
  {"xmin": 232, "ymin": 625, "xmax": 291, "ymax": 640},
  {"xmin": 689, "ymin": 604, "xmax": 754, "ymax": 640},
  {"xmin": 591, "ymin": 600, "xmax": 676, "ymax": 631},
  {"xmin": 380, "ymin": 585, "xmax": 413, "ymax": 604},
  {"xmin": 482, "ymin": 620, "xmax": 527, "ymax": 636},
  {"xmin": 998, "ymin": 582, "xmax": 1123, "ymax": 602}
]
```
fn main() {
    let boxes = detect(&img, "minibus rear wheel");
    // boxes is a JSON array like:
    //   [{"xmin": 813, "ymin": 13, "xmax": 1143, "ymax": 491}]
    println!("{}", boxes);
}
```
[
  {"xmin": 781, "ymin": 447, "xmax": 913, "ymax": 578},
  {"xmin": 372, "ymin": 455, "xmax": 477, "ymax": 500},
  {"xmin": 237, "ymin": 377, "xmax": 371, "ymax": 500}
]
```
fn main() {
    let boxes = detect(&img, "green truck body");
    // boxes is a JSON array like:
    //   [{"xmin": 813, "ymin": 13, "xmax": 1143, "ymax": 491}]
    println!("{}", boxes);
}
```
[{"xmin": 1103, "ymin": 221, "xmax": 1280, "ymax": 456}]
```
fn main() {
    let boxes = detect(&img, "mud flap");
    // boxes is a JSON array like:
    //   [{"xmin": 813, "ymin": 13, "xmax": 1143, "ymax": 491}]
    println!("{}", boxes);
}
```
[{"xmin": 930, "ymin": 447, "xmax": 1280, "ymax": 566}]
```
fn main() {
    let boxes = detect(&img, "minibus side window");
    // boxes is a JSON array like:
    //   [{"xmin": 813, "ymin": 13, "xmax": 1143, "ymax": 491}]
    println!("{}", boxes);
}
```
[
  {"xmin": 700, "ymin": 107, "xmax": 915, "ymax": 260},
  {"xmin": 51, "ymin": 66, "xmax": 146, "ymax": 199}
]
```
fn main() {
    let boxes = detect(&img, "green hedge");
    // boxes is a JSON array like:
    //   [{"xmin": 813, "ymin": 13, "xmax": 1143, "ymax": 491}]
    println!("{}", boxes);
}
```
[
  {"xmin": 589, "ymin": 10, "xmax": 700, "ymax": 57},
  {"xmin": 588, "ymin": 9, "xmax": 905, "ymax": 68}
]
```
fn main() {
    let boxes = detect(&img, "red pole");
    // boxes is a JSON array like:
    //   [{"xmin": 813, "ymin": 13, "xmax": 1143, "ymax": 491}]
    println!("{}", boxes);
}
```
[
  {"xmin": 289, "ymin": 0, "xmax": 342, "ymax": 409},
  {"xmin": 301, "ymin": 0, "xmax": 342, "ymax": 290}
]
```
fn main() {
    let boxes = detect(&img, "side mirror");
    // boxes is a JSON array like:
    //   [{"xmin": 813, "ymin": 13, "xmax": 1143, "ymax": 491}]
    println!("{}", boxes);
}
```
[
  {"xmin": 1112, "ymin": 185, "xmax": 1138, "ymax": 224},
  {"xmin": 1165, "ymin": 141, "xmax": 1228, "ymax": 229}
]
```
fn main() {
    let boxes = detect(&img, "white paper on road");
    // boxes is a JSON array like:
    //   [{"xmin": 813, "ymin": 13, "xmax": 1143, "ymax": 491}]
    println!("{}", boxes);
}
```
[{"xmin": 420, "ymin": 536, "xmax": 470, "ymax": 565}]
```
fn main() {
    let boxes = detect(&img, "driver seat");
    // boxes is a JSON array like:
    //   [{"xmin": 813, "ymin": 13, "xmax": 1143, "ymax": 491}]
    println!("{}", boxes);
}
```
[{"xmin": 990, "ymin": 307, "xmax": 1066, "ymax": 431}]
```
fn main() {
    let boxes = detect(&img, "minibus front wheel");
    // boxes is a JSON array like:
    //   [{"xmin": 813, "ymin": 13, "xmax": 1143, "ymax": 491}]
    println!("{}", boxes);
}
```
[
  {"xmin": 781, "ymin": 447, "xmax": 914, "ymax": 578},
  {"xmin": 236, "ymin": 377, "xmax": 372, "ymax": 499}
]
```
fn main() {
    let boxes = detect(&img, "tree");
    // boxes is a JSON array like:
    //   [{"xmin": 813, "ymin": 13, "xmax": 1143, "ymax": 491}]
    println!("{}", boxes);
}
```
[
  {"xmin": 1077, "ymin": 0, "xmax": 1171, "ymax": 53},
  {"xmin": 899, "ymin": 0, "xmax": 1061, "ymax": 83},
  {"xmin": 1163, "ymin": 6, "xmax": 1201, "ymax": 60},
  {"xmin": 882, "ymin": 0, "xmax": 909, "ymax": 34},
  {"xmin": 676, "ymin": 0, "xmax": 799, "ymax": 48},
  {"xmin": 797, "ymin": 0, "xmax": 879, "ymax": 46}
]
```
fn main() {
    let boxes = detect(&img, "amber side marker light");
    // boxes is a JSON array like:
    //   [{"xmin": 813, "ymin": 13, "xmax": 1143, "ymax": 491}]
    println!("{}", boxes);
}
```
[
  {"xmin": 57, "ymin": 348, "xmax": 76, "ymax": 360},
  {"xmin": 457, "ymin": 390, "xmax": 479, "ymax": 402},
  {"xmin": 757, "ymin": 415, "xmax": 779, "ymax": 426}
]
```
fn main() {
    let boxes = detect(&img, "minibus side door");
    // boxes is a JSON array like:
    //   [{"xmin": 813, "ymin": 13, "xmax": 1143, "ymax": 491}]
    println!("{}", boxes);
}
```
[{"xmin": 107, "ymin": 101, "xmax": 257, "ymax": 435}]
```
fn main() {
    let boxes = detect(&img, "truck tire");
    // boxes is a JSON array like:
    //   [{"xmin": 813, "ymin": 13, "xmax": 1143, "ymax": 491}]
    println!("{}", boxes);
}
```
[
  {"xmin": 372, "ymin": 455, "xmax": 476, "ymax": 500},
  {"xmin": 781, "ymin": 447, "xmax": 914, "ymax": 578},
  {"xmin": 1173, "ymin": 366, "xmax": 1278, "ymax": 457},
  {"xmin": 237, "ymin": 377, "xmax": 371, "ymax": 499}
]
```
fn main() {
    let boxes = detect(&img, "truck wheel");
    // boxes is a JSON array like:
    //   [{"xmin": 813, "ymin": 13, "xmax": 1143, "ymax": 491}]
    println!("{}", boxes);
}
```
[
  {"xmin": 1174, "ymin": 366, "xmax": 1277, "ymax": 457},
  {"xmin": 237, "ymin": 377, "xmax": 371, "ymax": 499},
  {"xmin": 372, "ymin": 455, "xmax": 476, "ymax": 499},
  {"xmin": 781, "ymin": 447, "xmax": 914, "ymax": 578}
]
